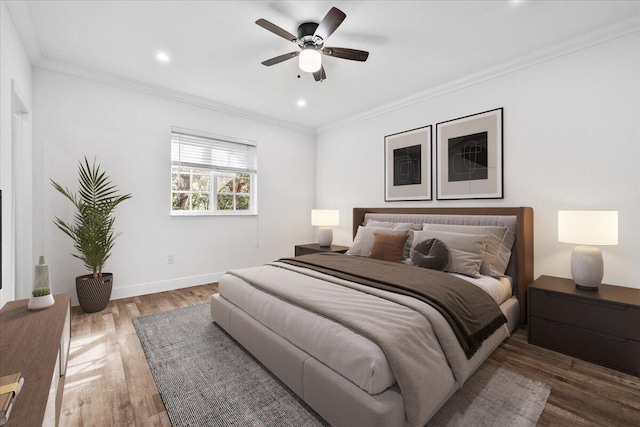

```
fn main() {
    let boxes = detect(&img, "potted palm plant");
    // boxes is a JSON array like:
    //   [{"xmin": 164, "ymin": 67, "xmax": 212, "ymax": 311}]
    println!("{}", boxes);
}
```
[{"xmin": 51, "ymin": 157, "xmax": 131, "ymax": 313}]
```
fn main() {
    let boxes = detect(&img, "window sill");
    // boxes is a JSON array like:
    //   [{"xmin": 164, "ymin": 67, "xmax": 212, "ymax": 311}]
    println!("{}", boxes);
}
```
[{"xmin": 170, "ymin": 211, "xmax": 257, "ymax": 217}]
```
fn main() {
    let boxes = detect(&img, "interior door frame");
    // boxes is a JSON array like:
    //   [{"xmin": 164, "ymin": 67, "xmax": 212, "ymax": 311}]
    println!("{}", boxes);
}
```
[{"xmin": 11, "ymin": 79, "xmax": 33, "ymax": 300}]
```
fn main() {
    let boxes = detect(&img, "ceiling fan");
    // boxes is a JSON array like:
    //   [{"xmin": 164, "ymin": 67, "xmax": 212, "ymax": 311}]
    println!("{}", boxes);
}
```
[{"xmin": 256, "ymin": 7, "xmax": 369, "ymax": 82}]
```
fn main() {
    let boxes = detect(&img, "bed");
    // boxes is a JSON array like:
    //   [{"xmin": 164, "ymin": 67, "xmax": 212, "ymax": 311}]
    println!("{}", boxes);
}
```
[{"xmin": 211, "ymin": 207, "xmax": 533, "ymax": 427}]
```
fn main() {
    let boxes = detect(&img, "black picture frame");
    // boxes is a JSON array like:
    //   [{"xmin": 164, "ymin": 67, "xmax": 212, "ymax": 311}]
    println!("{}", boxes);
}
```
[
  {"xmin": 384, "ymin": 125, "xmax": 432, "ymax": 201},
  {"xmin": 436, "ymin": 108, "xmax": 503, "ymax": 200}
]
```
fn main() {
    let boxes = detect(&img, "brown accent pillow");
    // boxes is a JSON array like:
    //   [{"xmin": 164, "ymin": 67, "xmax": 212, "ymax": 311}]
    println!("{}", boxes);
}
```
[{"xmin": 368, "ymin": 233, "xmax": 409, "ymax": 263}]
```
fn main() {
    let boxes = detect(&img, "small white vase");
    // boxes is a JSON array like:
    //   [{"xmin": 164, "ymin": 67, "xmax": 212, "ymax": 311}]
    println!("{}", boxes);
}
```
[{"xmin": 28, "ymin": 294, "xmax": 55, "ymax": 310}]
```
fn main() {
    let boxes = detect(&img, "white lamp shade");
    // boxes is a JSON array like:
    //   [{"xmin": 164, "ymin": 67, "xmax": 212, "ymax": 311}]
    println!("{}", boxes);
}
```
[
  {"xmin": 299, "ymin": 48, "xmax": 322, "ymax": 73},
  {"xmin": 311, "ymin": 209, "xmax": 339, "ymax": 227},
  {"xmin": 558, "ymin": 210, "xmax": 618, "ymax": 246}
]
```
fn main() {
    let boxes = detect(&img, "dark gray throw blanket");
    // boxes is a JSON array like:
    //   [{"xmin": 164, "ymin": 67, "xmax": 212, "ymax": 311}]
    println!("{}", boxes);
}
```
[{"xmin": 279, "ymin": 253, "xmax": 507, "ymax": 359}]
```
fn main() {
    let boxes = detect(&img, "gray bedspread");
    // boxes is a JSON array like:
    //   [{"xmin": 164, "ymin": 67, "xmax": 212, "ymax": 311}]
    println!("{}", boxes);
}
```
[
  {"xmin": 227, "ymin": 259, "xmax": 509, "ymax": 427},
  {"xmin": 279, "ymin": 253, "xmax": 507, "ymax": 359}
]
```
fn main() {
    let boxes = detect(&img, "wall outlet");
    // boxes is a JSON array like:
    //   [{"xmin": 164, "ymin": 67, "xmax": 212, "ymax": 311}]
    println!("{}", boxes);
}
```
[{"xmin": 168, "ymin": 254, "xmax": 174, "ymax": 264}]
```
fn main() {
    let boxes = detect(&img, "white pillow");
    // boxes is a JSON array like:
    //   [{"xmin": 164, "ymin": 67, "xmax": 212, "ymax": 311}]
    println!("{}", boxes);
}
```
[
  {"xmin": 412, "ymin": 230, "xmax": 488, "ymax": 278},
  {"xmin": 347, "ymin": 226, "xmax": 409, "ymax": 257},
  {"xmin": 422, "ymin": 224, "xmax": 513, "ymax": 276},
  {"xmin": 364, "ymin": 220, "xmax": 422, "ymax": 231}
]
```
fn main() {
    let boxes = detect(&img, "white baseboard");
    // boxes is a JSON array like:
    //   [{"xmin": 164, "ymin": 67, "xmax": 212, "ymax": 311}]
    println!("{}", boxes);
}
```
[{"xmin": 69, "ymin": 272, "xmax": 223, "ymax": 307}]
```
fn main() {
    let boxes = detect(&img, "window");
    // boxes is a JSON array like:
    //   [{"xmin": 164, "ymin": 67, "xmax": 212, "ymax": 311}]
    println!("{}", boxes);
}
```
[{"xmin": 171, "ymin": 127, "xmax": 257, "ymax": 215}]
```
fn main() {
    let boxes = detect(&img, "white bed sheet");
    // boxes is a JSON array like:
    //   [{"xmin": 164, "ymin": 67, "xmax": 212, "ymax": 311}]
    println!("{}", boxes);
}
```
[
  {"xmin": 219, "ymin": 264, "xmax": 514, "ymax": 396},
  {"xmin": 449, "ymin": 273, "xmax": 513, "ymax": 305}
]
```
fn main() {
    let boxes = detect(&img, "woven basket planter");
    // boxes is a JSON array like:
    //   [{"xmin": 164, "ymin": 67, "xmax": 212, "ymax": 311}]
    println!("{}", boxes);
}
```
[{"xmin": 76, "ymin": 273, "xmax": 113, "ymax": 313}]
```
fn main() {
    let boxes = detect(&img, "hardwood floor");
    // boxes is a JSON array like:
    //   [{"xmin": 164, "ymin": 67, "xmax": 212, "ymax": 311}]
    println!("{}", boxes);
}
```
[
  {"xmin": 60, "ymin": 284, "xmax": 217, "ymax": 427},
  {"xmin": 61, "ymin": 285, "xmax": 640, "ymax": 426},
  {"xmin": 489, "ymin": 333, "xmax": 640, "ymax": 426}
]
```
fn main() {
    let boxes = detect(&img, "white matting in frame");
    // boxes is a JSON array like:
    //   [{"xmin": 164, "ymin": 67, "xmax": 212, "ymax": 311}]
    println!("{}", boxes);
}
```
[
  {"xmin": 436, "ymin": 108, "xmax": 503, "ymax": 200},
  {"xmin": 385, "ymin": 125, "xmax": 432, "ymax": 201}
]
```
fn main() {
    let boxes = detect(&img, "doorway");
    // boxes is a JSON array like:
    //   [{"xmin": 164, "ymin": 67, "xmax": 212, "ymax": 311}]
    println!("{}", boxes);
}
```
[{"xmin": 11, "ymin": 80, "xmax": 32, "ymax": 300}]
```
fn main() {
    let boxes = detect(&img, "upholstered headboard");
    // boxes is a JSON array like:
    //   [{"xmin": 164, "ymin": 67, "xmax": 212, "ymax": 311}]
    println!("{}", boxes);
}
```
[{"xmin": 352, "ymin": 207, "xmax": 534, "ymax": 324}]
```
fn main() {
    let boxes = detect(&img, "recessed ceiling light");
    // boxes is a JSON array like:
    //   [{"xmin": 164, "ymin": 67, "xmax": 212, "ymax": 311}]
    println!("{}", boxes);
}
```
[
  {"xmin": 297, "ymin": 99, "xmax": 306, "ymax": 107},
  {"xmin": 156, "ymin": 52, "xmax": 170, "ymax": 63}
]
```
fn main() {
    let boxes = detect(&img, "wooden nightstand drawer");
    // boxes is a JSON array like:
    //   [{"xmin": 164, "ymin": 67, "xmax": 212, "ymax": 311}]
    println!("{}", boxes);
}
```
[
  {"xmin": 530, "ymin": 316, "xmax": 640, "ymax": 376},
  {"xmin": 530, "ymin": 289, "xmax": 640, "ymax": 341}
]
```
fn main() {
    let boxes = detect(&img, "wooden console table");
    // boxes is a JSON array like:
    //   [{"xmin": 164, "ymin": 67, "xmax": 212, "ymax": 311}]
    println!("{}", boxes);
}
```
[{"xmin": 0, "ymin": 294, "xmax": 71, "ymax": 426}]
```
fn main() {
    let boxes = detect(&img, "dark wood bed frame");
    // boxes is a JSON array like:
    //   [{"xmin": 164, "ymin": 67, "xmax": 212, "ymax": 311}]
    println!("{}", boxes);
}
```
[{"xmin": 353, "ymin": 207, "xmax": 534, "ymax": 324}]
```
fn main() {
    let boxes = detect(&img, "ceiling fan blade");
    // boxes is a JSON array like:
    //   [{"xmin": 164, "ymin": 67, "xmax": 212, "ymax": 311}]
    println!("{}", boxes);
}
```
[
  {"xmin": 313, "ymin": 7, "xmax": 346, "ymax": 41},
  {"xmin": 261, "ymin": 51, "xmax": 299, "ymax": 66},
  {"xmin": 256, "ymin": 18, "xmax": 297, "ymax": 42},
  {"xmin": 313, "ymin": 66, "xmax": 327, "ymax": 82},
  {"xmin": 322, "ymin": 47, "xmax": 369, "ymax": 62}
]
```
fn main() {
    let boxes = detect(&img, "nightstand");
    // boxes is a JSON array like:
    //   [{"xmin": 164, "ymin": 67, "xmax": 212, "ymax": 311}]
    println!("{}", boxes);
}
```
[
  {"xmin": 528, "ymin": 275, "xmax": 640, "ymax": 376},
  {"xmin": 294, "ymin": 243, "xmax": 349, "ymax": 257}
]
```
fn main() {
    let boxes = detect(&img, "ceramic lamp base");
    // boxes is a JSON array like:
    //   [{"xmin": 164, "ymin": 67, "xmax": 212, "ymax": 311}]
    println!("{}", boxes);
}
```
[
  {"xmin": 571, "ymin": 245, "xmax": 603, "ymax": 291},
  {"xmin": 317, "ymin": 227, "xmax": 333, "ymax": 247}
]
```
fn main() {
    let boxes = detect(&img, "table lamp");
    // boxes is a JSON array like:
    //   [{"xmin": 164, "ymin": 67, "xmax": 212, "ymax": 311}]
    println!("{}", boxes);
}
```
[
  {"xmin": 558, "ymin": 210, "xmax": 618, "ymax": 290},
  {"xmin": 311, "ymin": 209, "xmax": 339, "ymax": 247}
]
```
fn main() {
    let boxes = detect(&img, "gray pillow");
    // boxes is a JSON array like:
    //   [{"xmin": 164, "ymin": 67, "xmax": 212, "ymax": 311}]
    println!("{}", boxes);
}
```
[
  {"xmin": 410, "ymin": 238, "xmax": 449, "ymax": 271},
  {"xmin": 364, "ymin": 220, "xmax": 422, "ymax": 230},
  {"xmin": 347, "ymin": 226, "xmax": 409, "ymax": 257},
  {"xmin": 412, "ymin": 230, "xmax": 488, "ymax": 278},
  {"xmin": 422, "ymin": 223, "xmax": 514, "ymax": 276}
]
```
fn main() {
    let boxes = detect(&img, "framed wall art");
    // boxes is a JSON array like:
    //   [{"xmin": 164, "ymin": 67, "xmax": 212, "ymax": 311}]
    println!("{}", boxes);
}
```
[
  {"xmin": 384, "ymin": 125, "xmax": 432, "ymax": 201},
  {"xmin": 436, "ymin": 108, "xmax": 503, "ymax": 200}
]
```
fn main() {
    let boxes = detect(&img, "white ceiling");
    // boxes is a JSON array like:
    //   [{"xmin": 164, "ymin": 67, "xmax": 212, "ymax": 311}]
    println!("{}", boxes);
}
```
[{"xmin": 8, "ymin": 0, "xmax": 640, "ymax": 130}]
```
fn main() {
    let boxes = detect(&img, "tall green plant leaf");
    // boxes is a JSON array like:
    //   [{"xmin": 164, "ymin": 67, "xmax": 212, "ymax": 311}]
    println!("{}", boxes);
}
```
[{"xmin": 51, "ymin": 157, "xmax": 132, "ymax": 278}]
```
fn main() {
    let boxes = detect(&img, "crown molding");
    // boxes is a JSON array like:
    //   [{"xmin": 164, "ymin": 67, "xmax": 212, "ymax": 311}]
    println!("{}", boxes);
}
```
[
  {"xmin": 7, "ymin": 0, "xmax": 313, "ymax": 134},
  {"xmin": 8, "ymin": 0, "xmax": 639, "ymax": 137},
  {"xmin": 316, "ymin": 15, "xmax": 640, "ymax": 135},
  {"xmin": 33, "ymin": 57, "xmax": 315, "ymax": 135},
  {"xmin": 4, "ymin": 0, "xmax": 41, "ymax": 62}
]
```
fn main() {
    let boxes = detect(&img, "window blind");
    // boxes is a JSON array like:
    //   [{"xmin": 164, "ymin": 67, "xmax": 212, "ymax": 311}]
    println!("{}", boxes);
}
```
[{"xmin": 171, "ymin": 127, "xmax": 257, "ymax": 174}]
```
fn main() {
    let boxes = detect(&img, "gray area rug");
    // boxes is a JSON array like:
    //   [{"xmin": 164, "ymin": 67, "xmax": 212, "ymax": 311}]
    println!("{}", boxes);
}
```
[
  {"xmin": 134, "ymin": 303, "xmax": 550, "ymax": 427},
  {"xmin": 427, "ymin": 362, "xmax": 550, "ymax": 426}
]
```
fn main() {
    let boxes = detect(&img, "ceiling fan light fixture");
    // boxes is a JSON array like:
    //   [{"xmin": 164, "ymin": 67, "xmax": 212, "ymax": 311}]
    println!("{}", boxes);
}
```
[
  {"xmin": 156, "ymin": 51, "xmax": 170, "ymax": 63},
  {"xmin": 299, "ymin": 48, "xmax": 322, "ymax": 73},
  {"xmin": 257, "ymin": 7, "xmax": 368, "ymax": 82}
]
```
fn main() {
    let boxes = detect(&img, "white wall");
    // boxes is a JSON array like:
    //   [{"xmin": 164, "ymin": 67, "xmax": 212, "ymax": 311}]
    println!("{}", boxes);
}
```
[
  {"xmin": 0, "ymin": 0, "xmax": 33, "ymax": 307},
  {"xmin": 316, "ymin": 32, "xmax": 640, "ymax": 289},
  {"xmin": 32, "ymin": 69, "xmax": 316, "ymax": 304}
]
